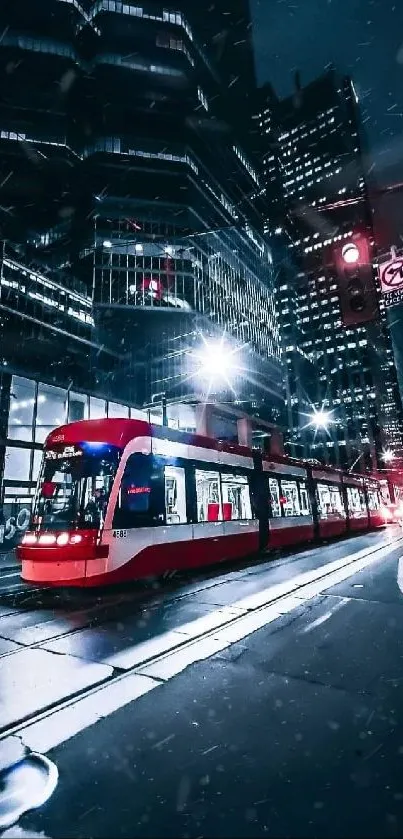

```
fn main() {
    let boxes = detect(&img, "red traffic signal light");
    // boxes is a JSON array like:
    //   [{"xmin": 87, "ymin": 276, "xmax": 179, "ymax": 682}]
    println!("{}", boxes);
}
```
[
  {"xmin": 341, "ymin": 242, "xmax": 360, "ymax": 265},
  {"xmin": 333, "ymin": 236, "xmax": 378, "ymax": 327}
]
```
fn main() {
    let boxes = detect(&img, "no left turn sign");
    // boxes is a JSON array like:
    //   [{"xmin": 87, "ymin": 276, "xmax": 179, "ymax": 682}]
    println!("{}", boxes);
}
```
[{"xmin": 379, "ymin": 258, "xmax": 403, "ymax": 293}]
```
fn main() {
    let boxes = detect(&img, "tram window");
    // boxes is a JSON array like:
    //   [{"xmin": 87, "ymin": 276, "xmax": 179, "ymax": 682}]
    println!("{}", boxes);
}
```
[
  {"xmin": 367, "ymin": 490, "xmax": 380, "ymax": 511},
  {"xmin": 317, "ymin": 484, "xmax": 330, "ymax": 518},
  {"xmin": 299, "ymin": 482, "xmax": 311, "ymax": 515},
  {"xmin": 196, "ymin": 470, "xmax": 222, "ymax": 522},
  {"xmin": 269, "ymin": 478, "xmax": 281, "ymax": 517},
  {"xmin": 330, "ymin": 487, "xmax": 345, "ymax": 517},
  {"xmin": 113, "ymin": 454, "xmax": 155, "ymax": 529},
  {"xmin": 380, "ymin": 483, "xmax": 391, "ymax": 505},
  {"xmin": 347, "ymin": 487, "xmax": 357, "ymax": 514},
  {"xmin": 317, "ymin": 483, "xmax": 345, "ymax": 518},
  {"xmin": 280, "ymin": 480, "xmax": 300, "ymax": 517},
  {"xmin": 347, "ymin": 486, "xmax": 366, "ymax": 515},
  {"xmin": 395, "ymin": 486, "xmax": 403, "ymax": 503},
  {"xmin": 164, "ymin": 466, "xmax": 187, "ymax": 525},
  {"xmin": 221, "ymin": 473, "xmax": 253, "ymax": 521}
]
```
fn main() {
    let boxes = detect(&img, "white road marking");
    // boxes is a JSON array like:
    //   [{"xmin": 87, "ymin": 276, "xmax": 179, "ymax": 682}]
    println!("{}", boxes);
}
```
[
  {"xmin": 19, "ymin": 674, "xmax": 157, "ymax": 755},
  {"xmin": 233, "ymin": 536, "xmax": 396, "ymax": 611},
  {"xmin": 4, "ymin": 535, "xmax": 402, "ymax": 756},
  {"xmin": 1, "ymin": 828, "xmax": 52, "ymax": 838},
  {"xmin": 300, "ymin": 599, "xmax": 348, "ymax": 634}
]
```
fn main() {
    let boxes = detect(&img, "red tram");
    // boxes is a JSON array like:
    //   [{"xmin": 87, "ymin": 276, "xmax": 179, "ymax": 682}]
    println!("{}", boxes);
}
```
[{"xmin": 18, "ymin": 419, "xmax": 387, "ymax": 587}]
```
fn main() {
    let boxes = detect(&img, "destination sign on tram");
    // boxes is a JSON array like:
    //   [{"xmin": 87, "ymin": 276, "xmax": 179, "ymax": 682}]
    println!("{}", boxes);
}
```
[{"xmin": 44, "ymin": 445, "xmax": 83, "ymax": 460}]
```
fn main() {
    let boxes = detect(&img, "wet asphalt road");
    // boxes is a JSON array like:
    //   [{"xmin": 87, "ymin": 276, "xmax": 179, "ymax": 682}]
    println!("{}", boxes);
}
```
[
  {"xmin": 1, "ymin": 528, "xmax": 403, "ymax": 838},
  {"xmin": 0, "ymin": 529, "xmax": 397, "ymax": 728}
]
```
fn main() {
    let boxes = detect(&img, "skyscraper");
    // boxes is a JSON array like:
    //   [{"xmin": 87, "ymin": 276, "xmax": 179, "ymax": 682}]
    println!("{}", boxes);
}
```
[
  {"xmin": 0, "ymin": 0, "xmax": 282, "ymax": 409},
  {"xmin": 182, "ymin": 0, "xmax": 256, "ymax": 107},
  {"xmin": 258, "ymin": 68, "xmax": 403, "ymax": 470},
  {"xmin": 0, "ymin": 0, "xmax": 283, "ymax": 532}
]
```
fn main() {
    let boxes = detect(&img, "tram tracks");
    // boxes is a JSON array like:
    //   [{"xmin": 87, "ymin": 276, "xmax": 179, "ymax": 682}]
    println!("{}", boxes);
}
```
[{"xmin": 0, "ymin": 533, "xmax": 401, "ymax": 754}]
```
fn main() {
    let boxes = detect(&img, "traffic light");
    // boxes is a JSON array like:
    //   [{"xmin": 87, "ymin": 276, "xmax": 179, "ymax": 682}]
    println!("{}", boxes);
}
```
[{"xmin": 333, "ymin": 236, "xmax": 379, "ymax": 327}]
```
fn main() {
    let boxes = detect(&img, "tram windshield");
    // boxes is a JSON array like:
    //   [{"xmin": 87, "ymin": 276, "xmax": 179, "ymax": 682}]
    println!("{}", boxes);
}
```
[{"xmin": 33, "ymin": 443, "xmax": 120, "ymax": 531}]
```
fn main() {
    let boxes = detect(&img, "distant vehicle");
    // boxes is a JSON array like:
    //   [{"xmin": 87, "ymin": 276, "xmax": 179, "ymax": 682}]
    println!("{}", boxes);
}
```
[
  {"xmin": 18, "ymin": 419, "xmax": 387, "ymax": 587},
  {"xmin": 378, "ymin": 471, "xmax": 403, "ymax": 524}
]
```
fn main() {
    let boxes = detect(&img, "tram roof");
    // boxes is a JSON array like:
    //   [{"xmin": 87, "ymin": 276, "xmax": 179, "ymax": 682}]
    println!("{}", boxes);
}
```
[{"xmin": 45, "ymin": 418, "xmax": 253, "ymax": 460}]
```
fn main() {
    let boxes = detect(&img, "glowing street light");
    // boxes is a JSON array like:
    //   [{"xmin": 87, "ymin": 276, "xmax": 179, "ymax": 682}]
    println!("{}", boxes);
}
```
[
  {"xmin": 309, "ymin": 409, "xmax": 333, "ymax": 430},
  {"xmin": 196, "ymin": 340, "xmax": 235, "ymax": 382},
  {"xmin": 382, "ymin": 449, "xmax": 395, "ymax": 464},
  {"xmin": 103, "ymin": 240, "xmax": 112, "ymax": 248},
  {"xmin": 193, "ymin": 336, "xmax": 243, "ymax": 395}
]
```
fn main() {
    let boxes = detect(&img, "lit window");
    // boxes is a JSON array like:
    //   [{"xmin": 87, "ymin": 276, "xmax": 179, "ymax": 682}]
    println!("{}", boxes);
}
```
[
  {"xmin": 280, "ymin": 480, "xmax": 301, "ymax": 517},
  {"xmin": 196, "ymin": 470, "xmax": 222, "ymax": 522},
  {"xmin": 165, "ymin": 465, "xmax": 187, "ymax": 524},
  {"xmin": 221, "ymin": 474, "xmax": 253, "ymax": 521},
  {"xmin": 8, "ymin": 376, "xmax": 36, "ymax": 442},
  {"xmin": 269, "ymin": 478, "xmax": 281, "ymax": 518}
]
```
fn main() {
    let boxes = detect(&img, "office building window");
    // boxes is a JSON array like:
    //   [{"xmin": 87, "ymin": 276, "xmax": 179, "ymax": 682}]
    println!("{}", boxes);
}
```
[
  {"xmin": 35, "ymin": 383, "xmax": 67, "ymax": 443},
  {"xmin": 108, "ymin": 401, "xmax": 129, "ymax": 418},
  {"xmin": 4, "ymin": 446, "xmax": 31, "ymax": 482},
  {"xmin": 8, "ymin": 377, "xmax": 36, "ymax": 441},
  {"xmin": 31, "ymin": 449, "xmax": 43, "ymax": 484},
  {"xmin": 89, "ymin": 397, "xmax": 107, "ymax": 419},
  {"xmin": 68, "ymin": 392, "xmax": 89, "ymax": 423}
]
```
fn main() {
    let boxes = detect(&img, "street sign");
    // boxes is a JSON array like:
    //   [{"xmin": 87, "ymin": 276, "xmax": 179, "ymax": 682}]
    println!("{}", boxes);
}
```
[{"xmin": 379, "ymin": 256, "xmax": 403, "ymax": 307}]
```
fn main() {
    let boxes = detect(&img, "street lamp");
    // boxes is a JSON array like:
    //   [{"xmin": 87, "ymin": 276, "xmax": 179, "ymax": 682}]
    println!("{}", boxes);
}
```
[
  {"xmin": 382, "ymin": 449, "xmax": 395, "ymax": 464},
  {"xmin": 309, "ymin": 409, "xmax": 333, "ymax": 430},
  {"xmin": 195, "ymin": 337, "xmax": 239, "ymax": 388}
]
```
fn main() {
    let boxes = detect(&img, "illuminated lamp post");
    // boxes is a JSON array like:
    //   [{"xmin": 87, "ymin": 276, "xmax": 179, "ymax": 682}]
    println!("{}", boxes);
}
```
[
  {"xmin": 195, "ymin": 338, "xmax": 238, "ymax": 388},
  {"xmin": 309, "ymin": 409, "xmax": 334, "ymax": 430}
]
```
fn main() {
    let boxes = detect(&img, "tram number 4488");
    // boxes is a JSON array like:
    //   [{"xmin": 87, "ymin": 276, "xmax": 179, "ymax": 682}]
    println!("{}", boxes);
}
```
[{"xmin": 113, "ymin": 530, "xmax": 128, "ymax": 539}]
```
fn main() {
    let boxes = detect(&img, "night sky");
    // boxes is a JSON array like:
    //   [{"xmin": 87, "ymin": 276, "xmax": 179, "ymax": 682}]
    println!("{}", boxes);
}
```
[{"xmin": 251, "ymin": 0, "xmax": 403, "ymax": 186}]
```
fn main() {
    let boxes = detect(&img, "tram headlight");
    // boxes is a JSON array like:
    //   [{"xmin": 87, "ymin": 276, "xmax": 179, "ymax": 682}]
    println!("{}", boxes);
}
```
[
  {"xmin": 38, "ymin": 534, "xmax": 57, "ymax": 545},
  {"xmin": 22, "ymin": 533, "xmax": 37, "ymax": 545}
]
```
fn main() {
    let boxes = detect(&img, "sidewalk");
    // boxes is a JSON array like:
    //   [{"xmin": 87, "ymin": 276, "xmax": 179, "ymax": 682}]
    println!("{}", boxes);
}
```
[{"xmin": 0, "ymin": 548, "xmax": 19, "ymax": 572}]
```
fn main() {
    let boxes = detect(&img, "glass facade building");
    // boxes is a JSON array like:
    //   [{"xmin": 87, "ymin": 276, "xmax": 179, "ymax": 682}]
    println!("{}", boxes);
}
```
[
  {"xmin": 0, "ymin": 0, "xmax": 283, "ymax": 534},
  {"xmin": 0, "ymin": 370, "xmax": 147, "ymax": 552},
  {"xmin": 257, "ymin": 69, "xmax": 403, "ymax": 469}
]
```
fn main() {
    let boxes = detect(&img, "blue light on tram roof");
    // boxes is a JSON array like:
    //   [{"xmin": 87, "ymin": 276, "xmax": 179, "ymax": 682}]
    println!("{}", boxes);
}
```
[
  {"xmin": 84, "ymin": 441, "xmax": 106, "ymax": 447},
  {"xmin": 81, "ymin": 441, "xmax": 109, "ymax": 452}
]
